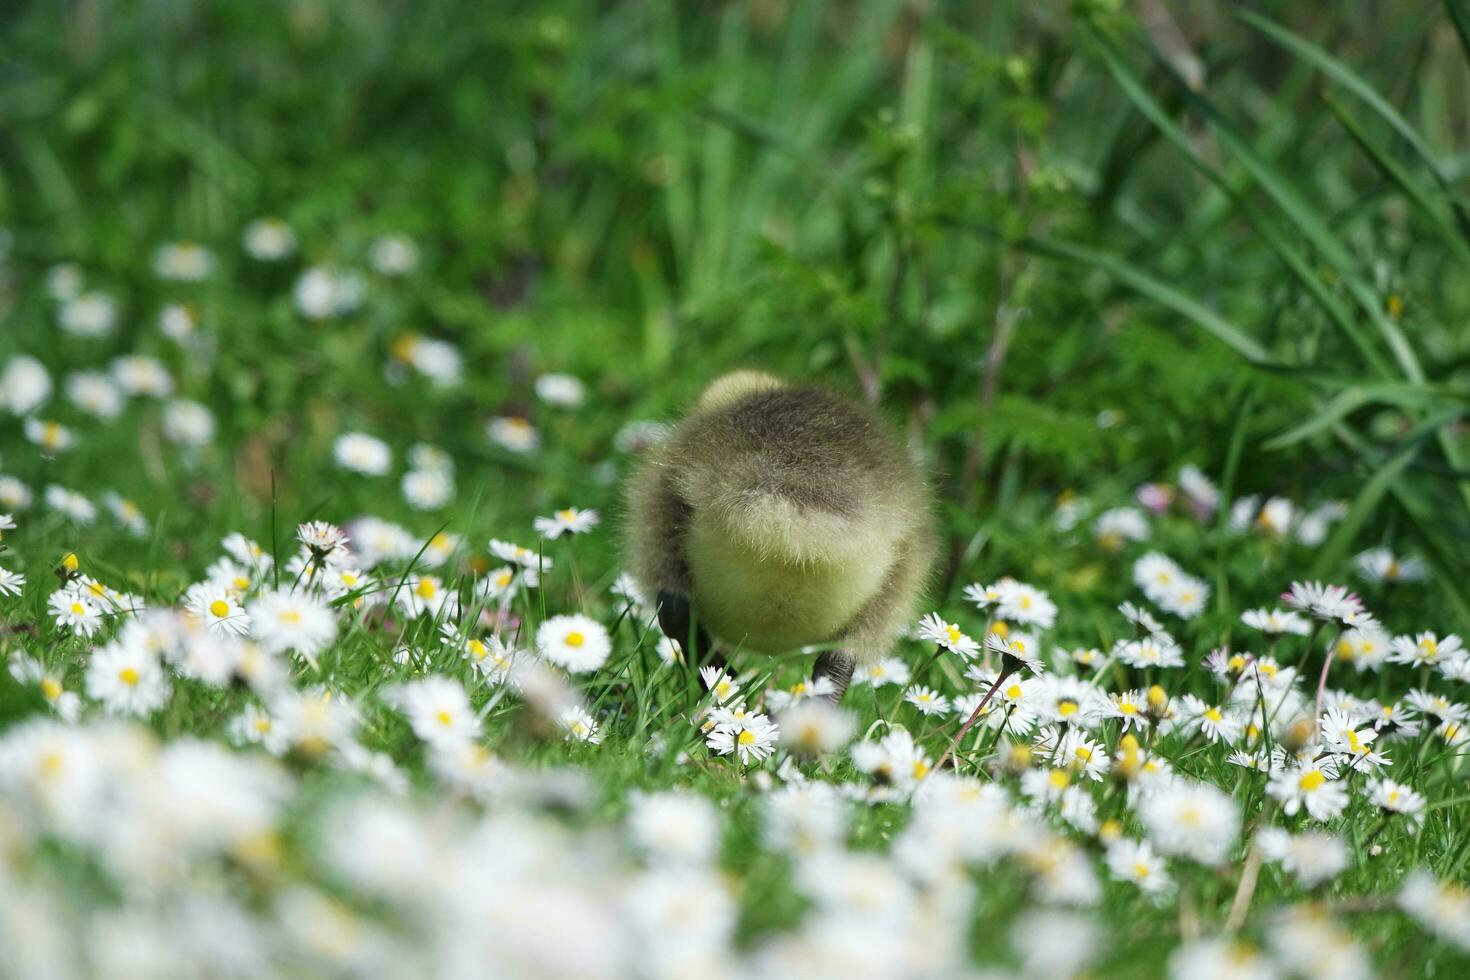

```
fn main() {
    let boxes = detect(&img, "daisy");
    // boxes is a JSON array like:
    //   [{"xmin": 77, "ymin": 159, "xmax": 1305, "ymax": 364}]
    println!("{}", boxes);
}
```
[
  {"xmin": 402, "ymin": 469, "xmax": 453, "ymax": 510},
  {"xmin": 296, "ymin": 521, "xmax": 350, "ymax": 561},
  {"xmin": 708, "ymin": 714, "xmax": 782, "ymax": 764},
  {"xmin": 1177, "ymin": 694, "xmax": 1244, "ymax": 744},
  {"xmin": 102, "ymin": 493, "xmax": 149, "ymax": 536},
  {"xmin": 535, "ymin": 614, "xmax": 611, "ymax": 673},
  {"xmin": 58, "ymin": 291, "xmax": 116, "ymax": 337},
  {"xmin": 455, "ymin": 632, "xmax": 517, "ymax": 684},
  {"xmin": 1106, "ymin": 837, "xmax": 1173, "ymax": 896},
  {"xmin": 698, "ymin": 666, "xmax": 742, "ymax": 705},
  {"xmin": 24, "ymin": 418, "xmax": 75, "ymax": 454},
  {"xmin": 916, "ymin": 612, "xmax": 982, "ymax": 658},
  {"xmin": 1108, "ymin": 689, "xmax": 1151, "ymax": 731},
  {"xmin": 0, "ymin": 566, "xmax": 24, "ymax": 597},
  {"xmin": 85, "ymin": 642, "xmax": 170, "ymax": 716},
  {"xmin": 1138, "ymin": 780, "xmax": 1241, "ymax": 864},
  {"xmin": 152, "ymin": 241, "xmax": 213, "ymax": 280},
  {"xmin": 488, "ymin": 415, "xmax": 540, "ymax": 454},
  {"xmin": 44, "ymin": 486, "xmax": 97, "ymax": 524},
  {"xmin": 534, "ymin": 507, "xmax": 600, "ymax": 539},
  {"xmin": 247, "ymin": 589, "xmax": 337, "ymax": 662},
  {"xmin": 223, "ymin": 533, "xmax": 274, "ymax": 572},
  {"xmin": 777, "ymin": 701, "xmax": 856, "ymax": 756},
  {"xmin": 490, "ymin": 538, "xmax": 549, "ymax": 569},
  {"xmin": 961, "ymin": 581, "xmax": 1002, "ymax": 609},
  {"xmin": 272, "ymin": 686, "xmax": 360, "ymax": 756},
  {"xmin": 765, "ymin": 676, "xmax": 836, "ymax": 711},
  {"xmin": 1095, "ymin": 507, "xmax": 1150, "ymax": 549},
  {"xmin": 0, "ymin": 476, "xmax": 33, "ymax": 511},
  {"xmin": 1240, "ymin": 607, "xmax": 1312, "ymax": 636},
  {"xmin": 1354, "ymin": 546, "xmax": 1427, "ymax": 585},
  {"xmin": 1334, "ymin": 627, "xmax": 1391, "ymax": 672},
  {"xmin": 534, "ymin": 373, "xmax": 586, "ymax": 408},
  {"xmin": 1033, "ymin": 675, "xmax": 1103, "ymax": 728},
  {"xmin": 1390, "ymin": 632, "xmax": 1464, "ymax": 669},
  {"xmin": 856, "ymin": 656, "xmax": 910, "ymax": 688},
  {"xmin": 983, "ymin": 631, "xmax": 1042, "ymax": 673},
  {"xmin": 161, "ymin": 399, "xmax": 215, "ymax": 447},
  {"xmin": 8, "ymin": 654, "xmax": 80, "ymax": 722},
  {"xmin": 1177, "ymin": 464, "xmax": 1219, "ymax": 517},
  {"xmin": 1368, "ymin": 778, "xmax": 1426, "ymax": 826},
  {"xmin": 477, "ymin": 564, "xmax": 536, "ymax": 603},
  {"xmin": 384, "ymin": 676, "xmax": 480, "ymax": 748},
  {"xmin": 1255, "ymin": 827, "xmax": 1349, "ymax": 886},
  {"xmin": 369, "ymin": 233, "xmax": 419, "ymax": 275},
  {"xmin": 1133, "ymin": 551, "xmax": 1184, "ymax": 600},
  {"xmin": 65, "ymin": 371, "xmax": 124, "ymax": 419},
  {"xmin": 558, "ymin": 705, "xmax": 602, "ymax": 744},
  {"xmin": 158, "ymin": 302, "xmax": 199, "ymax": 343},
  {"xmin": 1157, "ymin": 575, "xmax": 1209, "ymax": 619},
  {"xmin": 1119, "ymin": 601, "xmax": 1167, "ymax": 635},
  {"xmin": 1319, "ymin": 708, "xmax": 1388, "ymax": 770},
  {"xmin": 111, "ymin": 354, "xmax": 174, "ymax": 397},
  {"xmin": 242, "ymin": 217, "xmax": 297, "ymax": 260},
  {"xmin": 1056, "ymin": 727, "xmax": 1110, "ymax": 780},
  {"xmin": 1399, "ymin": 872, "xmax": 1470, "ymax": 953},
  {"xmin": 1282, "ymin": 581, "xmax": 1376, "ymax": 629},
  {"xmin": 1369, "ymin": 699, "xmax": 1423, "ymax": 740},
  {"xmin": 1116, "ymin": 634, "xmax": 1185, "ymax": 669},
  {"xmin": 1266, "ymin": 761, "xmax": 1348, "ymax": 821},
  {"xmin": 397, "ymin": 574, "xmax": 459, "ymax": 619},
  {"xmin": 993, "ymin": 578, "xmax": 1057, "ymax": 629},
  {"xmin": 185, "ymin": 585, "xmax": 252, "ymax": 637},
  {"xmin": 48, "ymin": 590, "xmax": 103, "ymax": 637},
  {"xmin": 904, "ymin": 685, "xmax": 950, "ymax": 716},
  {"xmin": 332, "ymin": 432, "xmax": 392, "ymax": 476},
  {"xmin": 229, "ymin": 704, "xmax": 288, "ymax": 755}
]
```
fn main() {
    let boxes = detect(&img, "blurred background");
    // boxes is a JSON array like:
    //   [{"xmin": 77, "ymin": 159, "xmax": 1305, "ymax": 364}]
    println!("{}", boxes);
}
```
[{"xmin": 1, "ymin": 0, "xmax": 1468, "ymax": 623}]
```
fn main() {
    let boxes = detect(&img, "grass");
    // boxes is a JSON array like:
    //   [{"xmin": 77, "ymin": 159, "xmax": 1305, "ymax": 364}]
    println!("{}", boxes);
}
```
[{"xmin": 2, "ymin": 0, "xmax": 1470, "ymax": 976}]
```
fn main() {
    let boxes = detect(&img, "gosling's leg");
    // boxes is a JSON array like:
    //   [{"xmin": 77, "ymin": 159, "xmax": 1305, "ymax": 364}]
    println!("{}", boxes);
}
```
[
  {"xmin": 656, "ymin": 590, "xmax": 724, "ymax": 673},
  {"xmin": 813, "ymin": 651, "xmax": 855, "ymax": 704}
]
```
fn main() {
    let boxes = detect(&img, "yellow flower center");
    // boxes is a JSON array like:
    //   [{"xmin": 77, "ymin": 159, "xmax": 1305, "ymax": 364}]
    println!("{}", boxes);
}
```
[
  {"xmin": 1119, "ymin": 701, "xmax": 1137, "ymax": 715},
  {"xmin": 557, "ymin": 509, "xmax": 576, "ymax": 522},
  {"xmin": 431, "ymin": 533, "xmax": 450, "ymax": 549},
  {"xmin": 496, "ymin": 571, "xmax": 513, "ymax": 587},
  {"xmin": 737, "ymin": 730, "xmax": 756, "ymax": 746},
  {"xmin": 1134, "ymin": 863, "xmax": 1151, "ymax": 879},
  {"xmin": 1299, "ymin": 770, "xmax": 1327, "ymax": 792},
  {"xmin": 233, "ymin": 576, "xmax": 251, "ymax": 590},
  {"xmin": 467, "ymin": 639, "xmax": 487, "ymax": 660},
  {"xmin": 40, "ymin": 678, "xmax": 61, "ymax": 700},
  {"xmin": 1058, "ymin": 700, "xmax": 1078, "ymax": 717},
  {"xmin": 1227, "ymin": 655, "xmax": 1246, "ymax": 673},
  {"xmin": 209, "ymin": 599, "xmax": 231, "ymax": 618},
  {"xmin": 62, "ymin": 553, "xmax": 79, "ymax": 572},
  {"xmin": 69, "ymin": 602, "xmax": 84, "ymax": 616},
  {"xmin": 118, "ymin": 667, "xmax": 140, "ymax": 687},
  {"xmin": 565, "ymin": 631, "xmax": 585, "ymax": 648},
  {"xmin": 436, "ymin": 710, "xmax": 453, "ymax": 726},
  {"xmin": 913, "ymin": 760, "xmax": 930, "ymax": 780},
  {"xmin": 415, "ymin": 578, "xmax": 438, "ymax": 599},
  {"xmin": 945, "ymin": 625, "xmax": 962, "ymax": 645},
  {"xmin": 1005, "ymin": 684, "xmax": 1023, "ymax": 700},
  {"xmin": 1204, "ymin": 708, "xmax": 1224, "ymax": 723},
  {"xmin": 254, "ymin": 718, "xmax": 272, "ymax": 734},
  {"xmin": 1049, "ymin": 770, "xmax": 1071, "ymax": 790},
  {"xmin": 280, "ymin": 610, "xmax": 301, "ymax": 624},
  {"xmin": 990, "ymin": 621, "xmax": 1010, "ymax": 638}
]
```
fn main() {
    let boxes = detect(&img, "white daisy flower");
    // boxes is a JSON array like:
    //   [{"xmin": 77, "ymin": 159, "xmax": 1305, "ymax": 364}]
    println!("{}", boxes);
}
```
[{"xmin": 535, "ymin": 614, "xmax": 611, "ymax": 673}]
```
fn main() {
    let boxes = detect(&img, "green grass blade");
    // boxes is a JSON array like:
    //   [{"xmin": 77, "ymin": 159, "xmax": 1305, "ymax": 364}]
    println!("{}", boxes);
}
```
[
  {"xmin": 1324, "ymin": 92, "xmax": 1470, "ymax": 270},
  {"xmin": 1019, "ymin": 235, "xmax": 1273, "ymax": 364},
  {"xmin": 1237, "ymin": 6, "xmax": 1470, "ymax": 242}
]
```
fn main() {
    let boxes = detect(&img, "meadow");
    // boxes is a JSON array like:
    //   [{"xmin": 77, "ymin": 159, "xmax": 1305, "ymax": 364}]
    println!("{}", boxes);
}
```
[{"xmin": 2, "ymin": 1, "xmax": 1470, "ymax": 976}]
